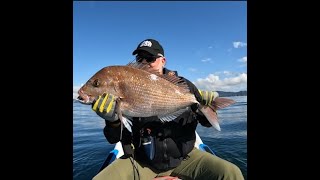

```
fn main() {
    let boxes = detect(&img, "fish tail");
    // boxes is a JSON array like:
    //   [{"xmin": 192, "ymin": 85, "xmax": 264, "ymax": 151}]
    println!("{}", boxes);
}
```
[
  {"xmin": 199, "ymin": 105, "xmax": 221, "ymax": 131},
  {"xmin": 210, "ymin": 97, "xmax": 236, "ymax": 110}
]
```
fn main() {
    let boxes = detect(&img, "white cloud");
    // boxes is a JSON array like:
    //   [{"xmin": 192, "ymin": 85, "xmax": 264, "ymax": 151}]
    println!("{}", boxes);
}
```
[
  {"xmin": 214, "ymin": 71, "xmax": 238, "ymax": 77},
  {"xmin": 201, "ymin": 58, "xmax": 212, "ymax": 63},
  {"xmin": 237, "ymin": 56, "xmax": 247, "ymax": 67},
  {"xmin": 193, "ymin": 73, "xmax": 247, "ymax": 92},
  {"xmin": 238, "ymin": 56, "xmax": 247, "ymax": 63},
  {"xmin": 233, "ymin": 41, "xmax": 247, "ymax": 48},
  {"xmin": 188, "ymin": 68, "xmax": 198, "ymax": 72},
  {"xmin": 223, "ymin": 71, "xmax": 232, "ymax": 76}
]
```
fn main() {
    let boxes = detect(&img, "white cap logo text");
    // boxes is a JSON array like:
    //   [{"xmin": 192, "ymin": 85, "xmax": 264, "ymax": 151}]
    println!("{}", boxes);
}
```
[{"xmin": 140, "ymin": 40, "xmax": 152, "ymax": 47}]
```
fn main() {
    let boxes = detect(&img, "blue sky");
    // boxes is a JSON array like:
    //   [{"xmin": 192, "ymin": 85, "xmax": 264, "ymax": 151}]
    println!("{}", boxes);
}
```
[{"xmin": 73, "ymin": 1, "xmax": 247, "ymax": 98}]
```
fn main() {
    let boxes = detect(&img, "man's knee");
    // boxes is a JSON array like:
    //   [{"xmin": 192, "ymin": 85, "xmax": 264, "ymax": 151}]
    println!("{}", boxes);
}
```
[
  {"xmin": 93, "ymin": 158, "xmax": 132, "ymax": 180},
  {"xmin": 199, "ymin": 156, "xmax": 243, "ymax": 180},
  {"xmin": 217, "ymin": 162, "xmax": 244, "ymax": 180}
]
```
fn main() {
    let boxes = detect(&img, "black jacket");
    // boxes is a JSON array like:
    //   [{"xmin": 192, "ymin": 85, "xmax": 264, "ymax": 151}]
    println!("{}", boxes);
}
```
[{"xmin": 103, "ymin": 68, "xmax": 211, "ymax": 170}]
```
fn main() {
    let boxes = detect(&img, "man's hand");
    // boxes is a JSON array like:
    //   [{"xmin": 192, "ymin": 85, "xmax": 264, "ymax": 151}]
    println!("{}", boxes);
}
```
[
  {"xmin": 92, "ymin": 93, "xmax": 118, "ymax": 122},
  {"xmin": 198, "ymin": 90, "xmax": 219, "ymax": 106}
]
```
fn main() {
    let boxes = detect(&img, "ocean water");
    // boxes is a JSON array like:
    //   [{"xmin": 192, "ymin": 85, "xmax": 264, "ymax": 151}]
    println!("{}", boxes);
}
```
[{"xmin": 73, "ymin": 96, "xmax": 247, "ymax": 180}]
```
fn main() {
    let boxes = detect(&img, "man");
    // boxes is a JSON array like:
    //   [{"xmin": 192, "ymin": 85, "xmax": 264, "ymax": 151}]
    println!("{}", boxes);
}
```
[{"xmin": 92, "ymin": 39, "xmax": 244, "ymax": 180}]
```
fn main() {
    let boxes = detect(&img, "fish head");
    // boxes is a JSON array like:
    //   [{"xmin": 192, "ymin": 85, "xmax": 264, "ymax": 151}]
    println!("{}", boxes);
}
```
[{"xmin": 77, "ymin": 67, "xmax": 119, "ymax": 105}]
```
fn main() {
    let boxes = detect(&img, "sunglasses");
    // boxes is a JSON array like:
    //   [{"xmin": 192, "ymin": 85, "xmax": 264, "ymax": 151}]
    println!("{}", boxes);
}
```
[{"xmin": 136, "ymin": 52, "xmax": 163, "ymax": 63}]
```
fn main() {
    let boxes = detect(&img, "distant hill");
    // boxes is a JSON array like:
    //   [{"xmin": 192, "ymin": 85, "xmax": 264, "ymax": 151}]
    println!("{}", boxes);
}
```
[{"xmin": 216, "ymin": 91, "xmax": 247, "ymax": 97}]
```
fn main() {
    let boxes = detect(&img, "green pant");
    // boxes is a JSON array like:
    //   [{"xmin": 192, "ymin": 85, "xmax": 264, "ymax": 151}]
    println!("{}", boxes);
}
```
[{"xmin": 93, "ymin": 148, "xmax": 244, "ymax": 180}]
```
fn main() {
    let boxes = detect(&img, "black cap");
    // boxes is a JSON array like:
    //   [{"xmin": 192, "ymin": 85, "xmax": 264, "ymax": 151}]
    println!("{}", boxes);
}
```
[{"xmin": 132, "ymin": 39, "xmax": 164, "ymax": 56}]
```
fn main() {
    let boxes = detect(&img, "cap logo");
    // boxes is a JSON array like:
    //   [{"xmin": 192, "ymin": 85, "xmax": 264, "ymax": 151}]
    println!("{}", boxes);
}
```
[{"xmin": 140, "ymin": 40, "xmax": 152, "ymax": 47}]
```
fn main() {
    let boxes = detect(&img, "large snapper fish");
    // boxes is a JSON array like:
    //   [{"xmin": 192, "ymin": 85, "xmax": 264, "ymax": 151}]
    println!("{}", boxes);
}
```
[{"xmin": 77, "ymin": 64, "xmax": 235, "ymax": 132}]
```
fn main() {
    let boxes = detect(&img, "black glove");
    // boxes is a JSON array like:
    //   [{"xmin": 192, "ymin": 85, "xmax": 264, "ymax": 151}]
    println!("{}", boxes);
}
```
[
  {"xmin": 190, "ymin": 103, "xmax": 199, "ymax": 113},
  {"xmin": 92, "ymin": 93, "xmax": 118, "ymax": 122}
]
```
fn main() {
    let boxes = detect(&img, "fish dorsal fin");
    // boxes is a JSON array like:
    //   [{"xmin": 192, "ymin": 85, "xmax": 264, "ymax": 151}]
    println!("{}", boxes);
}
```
[
  {"xmin": 159, "ymin": 74, "xmax": 190, "ymax": 93},
  {"xmin": 126, "ymin": 61, "xmax": 161, "ymax": 75},
  {"xmin": 126, "ymin": 61, "xmax": 149, "ymax": 70},
  {"xmin": 126, "ymin": 61, "xmax": 190, "ymax": 93},
  {"xmin": 158, "ymin": 108, "xmax": 189, "ymax": 123}
]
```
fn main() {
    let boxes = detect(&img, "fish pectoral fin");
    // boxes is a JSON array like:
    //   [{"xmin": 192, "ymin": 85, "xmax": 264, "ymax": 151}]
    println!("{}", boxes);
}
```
[
  {"xmin": 121, "ymin": 116, "xmax": 132, "ymax": 132},
  {"xmin": 158, "ymin": 108, "xmax": 188, "ymax": 123},
  {"xmin": 115, "ymin": 100, "xmax": 132, "ymax": 139}
]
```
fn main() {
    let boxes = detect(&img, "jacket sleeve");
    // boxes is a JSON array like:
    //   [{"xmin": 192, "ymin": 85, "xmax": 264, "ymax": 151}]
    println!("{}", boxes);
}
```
[
  {"xmin": 103, "ymin": 120, "xmax": 121, "ymax": 144},
  {"xmin": 181, "ymin": 77, "xmax": 213, "ymax": 127},
  {"xmin": 103, "ymin": 120, "xmax": 133, "ymax": 144}
]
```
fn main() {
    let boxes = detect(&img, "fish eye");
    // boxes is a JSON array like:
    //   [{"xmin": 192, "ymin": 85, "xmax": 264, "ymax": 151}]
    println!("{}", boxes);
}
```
[{"xmin": 93, "ymin": 79, "xmax": 100, "ymax": 87}]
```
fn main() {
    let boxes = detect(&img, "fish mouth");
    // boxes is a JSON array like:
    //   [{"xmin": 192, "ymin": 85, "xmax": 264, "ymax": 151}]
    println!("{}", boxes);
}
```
[
  {"xmin": 77, "ymin": 95, "xmax": 93, "ymax": 105},
  {"xmin": 77, "ymin": 88, "xmax": 94, "ymax": 105}
]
